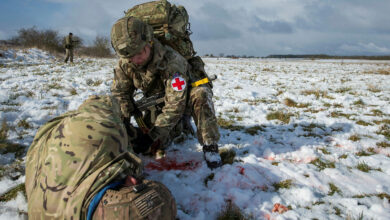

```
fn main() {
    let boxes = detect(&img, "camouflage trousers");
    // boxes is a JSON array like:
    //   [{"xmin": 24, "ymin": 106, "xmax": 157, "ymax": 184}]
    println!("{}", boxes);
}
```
[
  {"xmin": 156, "ymin": 84, "xmax": 220, "ymax": 147},
  {"xmin": 65, "ymin": 48, "xmax": 74, "ymax": 63},
  {"xmin": 92, "ymin": 180, "xmax": 176, "ymax": 220}
]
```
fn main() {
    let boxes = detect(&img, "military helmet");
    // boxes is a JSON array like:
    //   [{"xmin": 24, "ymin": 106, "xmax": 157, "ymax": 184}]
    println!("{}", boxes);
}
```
[{"xmin": 111, "ymin": 16, "xmax": 153, "ymax": 58}]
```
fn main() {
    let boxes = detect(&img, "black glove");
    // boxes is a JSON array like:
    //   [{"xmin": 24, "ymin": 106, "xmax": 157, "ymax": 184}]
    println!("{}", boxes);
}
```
[{"xmin": 132, "ymin": 132, "xmax": 154, "ymax": 154}]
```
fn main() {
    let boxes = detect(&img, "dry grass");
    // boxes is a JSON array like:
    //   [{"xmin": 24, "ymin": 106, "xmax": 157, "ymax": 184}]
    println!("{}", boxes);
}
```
[
  {"xmin": 217, "ymin": 200, "xmax": 247, "ymax": 220},
  {"xmin": 266, "ymin": 111, "xmax": 294, "ymax": 124},
  {"xmin": 367, "ymin": 84, "xmax": 381, "ymax": 93},
  {"xmin": 244, "ymin": 125, "xmax": 265, "ymax": 135},
  {"xmin": 283, "ymin": 98, "xmax": 309, "ymax": 108},
  {"xmin": 217, "ymin": 117, "xmax": 244, "ymax": 131},
  {"xmin": 349, "ymin": 134, "xmax": 361, "ymax": 142},
  {"xmin": 363, "ymin": 68, "xmax": 390, "ymax": 75},
  {"xmin": 0, "ymin": 118, "xmax": 9, "ymax": 141},
  {"xmin": 17, "ymin": 119, "xmax": 31, "ymax": 129},
  {"xmin": 301, "ymin": 90, "xmax": 333, "ymax": 99},
  {"xmin": 272, "ymin": 179, "xmax": 293, "ymax": 191},
  {"xmin": 220, "ymin": 149, "xmax": 236, "ymax": 165},
  {"xmin": 0, "ymin": 183, "xmax": 26, "ymax": 202},
  {"xmin": 69, "ymin": 88, "xmax": 78, "ymax": 95}
]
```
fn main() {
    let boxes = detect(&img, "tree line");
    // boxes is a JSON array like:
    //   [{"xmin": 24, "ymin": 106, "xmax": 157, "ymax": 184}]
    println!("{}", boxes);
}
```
[{"xmin": 0, "ymin": 26, "xmax": 113, "ymax": 58}]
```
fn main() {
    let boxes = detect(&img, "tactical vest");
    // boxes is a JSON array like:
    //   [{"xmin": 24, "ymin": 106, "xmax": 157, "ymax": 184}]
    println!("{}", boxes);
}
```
[{"xmin": 125, "ymin": 0, "xmax": 195, "ymax": 60}]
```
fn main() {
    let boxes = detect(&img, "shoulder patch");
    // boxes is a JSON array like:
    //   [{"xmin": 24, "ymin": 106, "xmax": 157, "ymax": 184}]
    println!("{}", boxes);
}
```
[{"xmin": 171, "ymin": 73, "xmax": 186, "ymax": 91}]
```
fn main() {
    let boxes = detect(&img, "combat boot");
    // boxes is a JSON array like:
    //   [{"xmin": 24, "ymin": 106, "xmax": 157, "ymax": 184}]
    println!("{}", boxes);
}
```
[{"xmin": 203, "ymin": 144, "xmax": 222, "ymax": 169}]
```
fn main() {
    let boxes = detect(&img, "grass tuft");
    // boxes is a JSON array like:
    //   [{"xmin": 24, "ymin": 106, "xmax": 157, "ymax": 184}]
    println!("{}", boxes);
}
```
[
  {"xmin": 355, "ymin": 150, "xmax": 374, "ymax": 157},
  {"xmin": 348, "ymin": 134, "xmax": 361, "ymax": 142},
  {"xmin": 266, "ymin": 111, "xmax": 293, "ymax": 124},
  {"xmin": 371, "ymin": 69, "xmax": 390, "ymax": 75},
  {"xmin": 356, "ymin": 161, "xmax": 370, "ymax": 172},
  {"xmin": 272, "ymin": 179, "xmax": 293, "ymax": 191},
  {"xmin": 220, "ymin": 149, "xmax": 236, "ymax": 165},
  {"xmin": 217, "ymin": 200, "xmax": 247, "ymax": 220},
  {"xmin": 339, "ymin": 154, "xmax": 348, "ymax": 159},
  {"xmin": 46, "ymin": 82, "xmax": 64, "ymax": 90},
  {"xmin": 217, "ymin": 117, "xmax": 244, "ymax": 131},
  {"xmin": 376, "ymin": 124, "xmax": 390, "ymax": 141},
  {"xmin": 376, "ymin": 142, "xmax": 390, "ymax": 148},
  {"xmin": 244, "ymin": 125, "xmax": 265, "ymax": 136},
  {"xmin": 329, "ymin": 111, "xmax": 354, "ymax": 119},
  {"xmin": 310, "ymin": 158, "xmax": 335, "ymax": 171},
  {"xmin": 356, "ymin": 120, "xmax": 371, "ymax": 126},
  {"xmin": 367, "ymin": 85, "xmax": 381, "ymax": 93},
  {"xmin": 335, "ymin": 87, "xmax": 352, "ymax": 93},
  {"xmin": 92, "ymin": 79, "xmax": 103, "ymax": 87},
  {"xmin": 0, "ymin": 183, "xmax": 26, "ymax": 202},
  {"xmin": 319, "ymin": 148, "xmax": 331, "ymax": 155},
  {"xmin": 334, "ymin": 206, "xmax": 341, "ymax": 216},
  {"xmin": 0, "ymin": 118, "xmax": 9, "ymax": 141},
  {"xmin": 17, "ymin": 119, "xmax": 31, "ymax": 129},
  {"xmin": 0, "ymin": 142, "xmax": 26, "ymax": 157},
  {"xmin": 69, "ymin": 88, "xmax": 78, "ymax": 95},
  {"xmin": 301, "ymin": 90, "xmax": 332, "ymax": 99},
  {"xmin": 328, "ymin": 182, "xmax": 342, "ymax": 196},
  {"xmin": 370, "ymin": 109, "xmax": 384, "ymax": 116},
  {"xmin": 352, "ymin": 99, "xmax": 365, "ymax": 106},
  {"xmin": 355, "ymin": 161, "xmax": 381, "ymax": 172},
  {"xmin": 283, "ymin": 98, "xmax": 309, "ymax": 108},
  {"xmin": 373, "ymin": 119, "xmax": 390, "ymax": 125},
  {"xmin": 353, "ymin": 193, "xmax": 390, "ymax": 201}
]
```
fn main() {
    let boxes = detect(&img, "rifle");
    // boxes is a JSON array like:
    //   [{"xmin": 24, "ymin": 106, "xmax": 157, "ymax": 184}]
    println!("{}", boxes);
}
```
[
  {"xmin": 134, "ymin": 92, "xmax": 165, "ymax": 112},
  {"xmin": 133, "ymin": 75, "xmax": 217, "ymax": 134}
]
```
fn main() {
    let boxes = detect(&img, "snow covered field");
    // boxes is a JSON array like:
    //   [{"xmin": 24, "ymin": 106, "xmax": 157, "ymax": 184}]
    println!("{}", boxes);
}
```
[{"xmin": 0, "ymin": 48, "xmax": 389, "ymax": 219}]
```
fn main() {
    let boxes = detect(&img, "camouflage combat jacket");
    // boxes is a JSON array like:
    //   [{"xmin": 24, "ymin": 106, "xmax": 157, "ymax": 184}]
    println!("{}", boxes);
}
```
[
  {"xmin": 111, "ymin": 39, "xmax": 192, "ymax": 141},
  {"xmin": 25, "ymin": 95, "xmax": 142, "ymax": 220},
  {"xmin": 65, "ymin": 35, "xmax": 74, "ymax": 49}
]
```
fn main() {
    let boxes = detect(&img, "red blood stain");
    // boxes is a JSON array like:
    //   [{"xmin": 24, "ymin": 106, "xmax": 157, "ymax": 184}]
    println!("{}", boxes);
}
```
[
  {"xmin": 146, "ymin": 158, "xmax": 200, "ymax": 171},
  {"xmin": 238, "ymin": 166, "xmax": 245, "ymax": 175},
  {"xmin": 272, "ymin": 203, "xmax": 288, "ymax": 214}
]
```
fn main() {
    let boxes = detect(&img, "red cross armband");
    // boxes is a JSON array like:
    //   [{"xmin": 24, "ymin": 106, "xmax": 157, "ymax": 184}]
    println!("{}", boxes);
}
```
[{"xmin": 171, "ymin": 73, "xmax": 187, "ymax": 92}]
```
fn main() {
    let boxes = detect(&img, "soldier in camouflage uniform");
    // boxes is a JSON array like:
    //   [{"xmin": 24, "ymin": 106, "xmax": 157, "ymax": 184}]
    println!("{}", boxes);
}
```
[
  {"xmin": 110, "ymin": 16, "xmax": 222, "ymax": 168},
  {"xmin": 25, "ymin": 95, "xmax": 176, "ymax": 219},
  {"xmin": 64, "ymin": 32, "xmax": 75, "ymax": 63}
]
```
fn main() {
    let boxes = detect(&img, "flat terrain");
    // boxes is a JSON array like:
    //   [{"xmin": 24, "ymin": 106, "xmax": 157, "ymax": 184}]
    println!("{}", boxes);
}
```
[{"xmin": 0, "ymin": 49, "xmax": 389, "ymax": 219}]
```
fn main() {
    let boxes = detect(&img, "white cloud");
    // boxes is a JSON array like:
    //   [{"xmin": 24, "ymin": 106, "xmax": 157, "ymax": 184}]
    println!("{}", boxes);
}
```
[
  {"xmin": 339, "ymin": 42, "xmax": 390, "ymax": 55},
  {"xmin": 7, "ymin": 0, "xmax": 390, "ymax": 55}
]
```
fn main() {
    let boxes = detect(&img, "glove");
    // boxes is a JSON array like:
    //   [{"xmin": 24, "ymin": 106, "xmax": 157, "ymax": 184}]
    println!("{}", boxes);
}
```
[{"xmin": 132, "ymin": 132, "xmax": 154, "ymax": 154}]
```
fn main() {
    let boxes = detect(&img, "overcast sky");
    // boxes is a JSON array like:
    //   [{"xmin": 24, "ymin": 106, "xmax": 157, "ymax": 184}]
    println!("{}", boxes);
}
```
[{"xmin": 1, "ymin": 0, "xmax": 390, "ymax": 56}]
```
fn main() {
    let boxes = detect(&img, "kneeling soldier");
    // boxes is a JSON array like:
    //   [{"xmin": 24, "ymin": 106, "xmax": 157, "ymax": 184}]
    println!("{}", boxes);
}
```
[
  {"xmin": 110, "ymin": 16, "xmax": 222, "ymax": 168},
  {"xmin": 25, "ymin": 95, "xmax": 176, "ymax": 220}
]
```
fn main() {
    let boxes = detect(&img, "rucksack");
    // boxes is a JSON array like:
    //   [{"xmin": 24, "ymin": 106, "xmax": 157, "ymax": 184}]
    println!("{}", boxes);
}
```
[{"xmin": 125, "ymin": 0, "xmax": 196, "ymax": 60}]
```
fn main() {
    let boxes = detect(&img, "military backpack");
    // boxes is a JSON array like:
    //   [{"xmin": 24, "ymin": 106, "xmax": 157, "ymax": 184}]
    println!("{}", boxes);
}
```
[{"xmin": 125, "ymin": 0, "xmax": 196, "ymax": 60}]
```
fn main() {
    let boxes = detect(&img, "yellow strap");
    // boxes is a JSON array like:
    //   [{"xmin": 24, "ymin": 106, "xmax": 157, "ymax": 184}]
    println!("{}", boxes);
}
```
[{"xmin": 191, "ymin": 78, "xmax": 209, "ymax": 87}]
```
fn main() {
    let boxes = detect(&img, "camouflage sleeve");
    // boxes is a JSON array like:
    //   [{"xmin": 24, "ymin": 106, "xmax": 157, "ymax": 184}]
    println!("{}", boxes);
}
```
[
  {"xmin": 148, "ymin": 71, "xmax": 189, "ymax": 141},
  {"xmin": 111, "ymin": 60, "xmax": 136, "ymax": 119}
]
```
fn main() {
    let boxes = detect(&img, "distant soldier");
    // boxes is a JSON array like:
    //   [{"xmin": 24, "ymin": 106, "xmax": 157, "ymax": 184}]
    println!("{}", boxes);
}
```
[
  {"xmin": 110, "ymin": 16, "xmax": 222, "ymax": 168},
  {"xmin": 64, "ymin": 32, "xmax": 76, "ymax": 63},
  {"xmin": 25, "ymin": 95, "xmax": 176, "ymax": 219}
]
